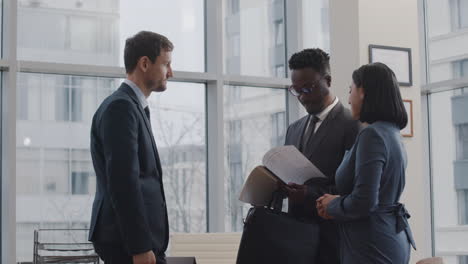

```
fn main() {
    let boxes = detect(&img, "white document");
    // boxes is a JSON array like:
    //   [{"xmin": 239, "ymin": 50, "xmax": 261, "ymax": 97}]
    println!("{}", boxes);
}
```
[
  {"xmin": 262, "ymin": 145, "xmax": 326, "ymax": 184},
  {"xmin": 239, "ymin": 145, "xmax": 326, "ymax": 205},
  {"xmin": 238, "ymin": 166, "xmax": 279, "ymax": 206}
]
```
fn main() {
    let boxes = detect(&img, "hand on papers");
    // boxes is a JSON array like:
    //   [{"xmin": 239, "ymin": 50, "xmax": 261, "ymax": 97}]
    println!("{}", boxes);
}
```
[
  {"xmin": 316, "ymin": 194, "xmax": 339, "ymax": 220},
  {"xmin": 239, "ymin": 146, "xmax": 326, "ymax": 206},
  {"xmin": 284, "ymin": 183, "xmax": 308, "ymax": 203}
]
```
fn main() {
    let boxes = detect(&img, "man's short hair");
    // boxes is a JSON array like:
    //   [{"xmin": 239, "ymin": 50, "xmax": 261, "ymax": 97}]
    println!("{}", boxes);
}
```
[
  {"xmin": 288, "ymin": 48, "xmax": 330, "ymax": 76},
  {"xmin": 352, "ymin": 62, "xmax": 408, "ymax": 129},
  {"xmin": 124, "ymin": 31, "xmax": 174, "ymax": 74}
]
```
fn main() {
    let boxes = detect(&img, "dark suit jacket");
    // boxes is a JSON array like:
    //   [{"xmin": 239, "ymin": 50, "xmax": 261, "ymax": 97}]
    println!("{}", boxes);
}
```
[
  {"xmin": 284, "ymin": 101, "xmax": 361, "ymax": 264},
  {"xmin": 89, "ymin": 83, "xmax": 169, "ymax": 256}
]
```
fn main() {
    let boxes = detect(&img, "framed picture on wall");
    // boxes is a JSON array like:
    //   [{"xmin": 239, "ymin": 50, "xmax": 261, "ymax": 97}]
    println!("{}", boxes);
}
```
[
  {"xmin": 369, "ymin": 45, "xmax": 413, "ymax": 87},
  {"xmin": 402, "ymin": 99, "xmax": 413, "ymax": 137}
]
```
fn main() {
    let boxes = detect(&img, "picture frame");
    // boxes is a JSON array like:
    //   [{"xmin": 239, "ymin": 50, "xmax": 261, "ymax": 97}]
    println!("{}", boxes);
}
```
[
  {"xmin": 402, "ymin": 99, "xmax": 413, "ymax": 137},
  {"xmin": 369, "ymin": 45, "xmax": 413, "ymax": 87}
]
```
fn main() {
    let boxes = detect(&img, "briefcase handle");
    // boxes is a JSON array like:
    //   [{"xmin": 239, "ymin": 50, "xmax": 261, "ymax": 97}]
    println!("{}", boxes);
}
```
[
  {"xmin": 268, "ymin": 189, "xmax": 287, "ymax": 213},
  {"xmin": 243, "ymin": 189, "xmax": 287, "ymax": 225}
]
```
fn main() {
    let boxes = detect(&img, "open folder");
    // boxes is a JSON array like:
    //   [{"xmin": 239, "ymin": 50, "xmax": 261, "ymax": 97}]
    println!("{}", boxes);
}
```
[{"xmin": 239, "ymin": 145, "xmax": 326, "ymax": 206}]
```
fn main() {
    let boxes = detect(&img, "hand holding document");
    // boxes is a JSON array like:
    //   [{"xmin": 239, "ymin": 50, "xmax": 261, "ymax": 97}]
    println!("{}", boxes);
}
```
[{"xmin": 239, "ymin": 145, "xmax": 326, "ymax": 206}]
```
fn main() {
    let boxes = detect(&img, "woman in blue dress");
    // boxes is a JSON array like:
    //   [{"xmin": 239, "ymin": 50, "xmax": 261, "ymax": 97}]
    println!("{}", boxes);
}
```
[{"xmin": 316, "ymin": 62, "xmax": 417, "ymax": 264}]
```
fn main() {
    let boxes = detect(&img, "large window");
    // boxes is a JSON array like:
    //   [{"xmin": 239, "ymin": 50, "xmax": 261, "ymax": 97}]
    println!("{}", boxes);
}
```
[
  {"xmin": 424, "ymin": 0, "xmax": 468, "ymax": 262},
  {"xmin": 223, "ymin": 86, "xmax": 287, "ymax": 231},
  {"xmin": 16, "ymin": 73, "xmax": 117, "ymax": 262},
  {"xmin": 302, "ymin": 0, "xmax": 330, "ymax": 52},
  {"xmin": 16, "ymin": 74, "xmax": 207, "ymax": 261},
  {"xmin": 17, "ymin": 0, "xmax": 205, "ymax": 72},
  {"xmin": 148, "ymin": 82, "xmax": 207, "ymax": 233},
  {"xmin": 427, "ymin": 87, "xmax": 468, "ymax": 262},
  {"xmin": 223, "ymin": 0, "xmax": 286, "ymax": 77},
  {"xmin": 426, "ymin": 0, "xmax": 468, "ymax": 82}
]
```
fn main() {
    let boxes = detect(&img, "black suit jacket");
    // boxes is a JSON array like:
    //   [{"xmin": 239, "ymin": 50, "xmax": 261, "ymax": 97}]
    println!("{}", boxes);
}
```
[
  {"xmin": 285, "ymin": 101, "xmax": 361, "ymax": 264},
  {"xmin": 89, "ymin": 83, "xmax": 169, "ymax": 256}
]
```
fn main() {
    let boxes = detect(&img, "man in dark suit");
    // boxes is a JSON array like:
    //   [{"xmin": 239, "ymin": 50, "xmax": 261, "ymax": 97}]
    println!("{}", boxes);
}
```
[
  {"xmin": 284, "ymin": 48, "xmax": 361, "ymax": 264},
  {"xmin": 89, "ymin": 31, "xmax": 174, "ymax": 264}
]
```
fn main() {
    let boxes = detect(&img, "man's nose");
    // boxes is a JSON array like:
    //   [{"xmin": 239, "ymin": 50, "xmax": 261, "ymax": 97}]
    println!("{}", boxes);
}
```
[{"xmin": 167, "ymin": 67, "xmax": 173, "ymax": 78}]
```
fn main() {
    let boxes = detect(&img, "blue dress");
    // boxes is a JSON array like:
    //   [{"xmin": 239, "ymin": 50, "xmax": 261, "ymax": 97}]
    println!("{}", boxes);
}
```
[{"xmin": 327, "ymin": 121, "xmax": 416, "ymax": 264}]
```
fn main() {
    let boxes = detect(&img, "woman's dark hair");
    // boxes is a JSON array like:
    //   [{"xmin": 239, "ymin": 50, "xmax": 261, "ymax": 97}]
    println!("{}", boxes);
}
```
[{"xmin": 352, "ymin": 62, "xmax": 408, "ymax": 129}]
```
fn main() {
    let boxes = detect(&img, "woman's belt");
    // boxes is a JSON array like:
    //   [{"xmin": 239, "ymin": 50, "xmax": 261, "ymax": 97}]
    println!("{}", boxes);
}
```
[{"xmin": 375, "ymin": 203, "xmax": 417, "ymax": 250}]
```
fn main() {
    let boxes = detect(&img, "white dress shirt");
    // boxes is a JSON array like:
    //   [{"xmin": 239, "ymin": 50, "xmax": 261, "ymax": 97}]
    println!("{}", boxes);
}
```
[
  {"xmin": 124, "ymin": 79, "xmax": 149, "ymax": 109},
  {"xmin": 304, "ymin": 97, "xmax": 339, "ymax": 135}
]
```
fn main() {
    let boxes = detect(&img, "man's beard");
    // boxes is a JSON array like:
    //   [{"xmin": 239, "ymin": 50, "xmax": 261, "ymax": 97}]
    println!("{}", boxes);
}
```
[
  {"xmin": 147, "ymin": 80, "xmax": 166, "ymax": 92},
  {"xmin": 304, "ymin": 102, "xmax": 325, "ymax": 115}
]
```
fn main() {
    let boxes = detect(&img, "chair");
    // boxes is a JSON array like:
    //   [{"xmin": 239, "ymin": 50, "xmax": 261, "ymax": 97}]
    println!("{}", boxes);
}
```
[
  {"xmin": 416, "ymin": 257, "xmax": 444, "ymax": 264},
  {"xmin": 33, "ymin": 229, "xmax": 100, "ymax": 264}
]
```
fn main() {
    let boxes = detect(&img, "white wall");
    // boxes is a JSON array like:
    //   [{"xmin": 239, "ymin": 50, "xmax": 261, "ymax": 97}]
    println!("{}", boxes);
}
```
[
  {"xmin": 330, "ymin": 0, "xmax": 430, "ymax": 262},
  {"xmin": 329, "ymin": 0, "xmax": 360, "ymax": 103}
]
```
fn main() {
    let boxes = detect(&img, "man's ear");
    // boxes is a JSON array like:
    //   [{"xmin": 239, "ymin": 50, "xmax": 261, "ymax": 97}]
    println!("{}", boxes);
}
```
[{"xmin": 138, "ymin": 56, "xmax": 149, "ymax": 72}]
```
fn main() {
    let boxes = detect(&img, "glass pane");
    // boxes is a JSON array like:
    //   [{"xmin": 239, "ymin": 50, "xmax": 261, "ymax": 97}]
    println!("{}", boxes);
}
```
[
  {"xmin": 224, "ymin": 85, "xmax": 287, "ymax": 231},
  {"xmin": 148, "ymin": 82, "xmax": 207, "ymax": 233},
  {"xmin": 302, "ymin": 0, "xmax": 330, "ymax": 52},
  {"xmin": 16, "ymin": 73, "xmax": 119, "ymax": 262},
  {"xmin": 425, "ymin": 0, "xmax": 468, "ymax": 82},
  {"xmin": 223, "ymin": 0, "xmax": 286, "ymax": 77},
  {"xmin": 16, "ymin": 74, "xmax": 207, "ymax": 261},
  {"xmin": 429, "ymin": 87, "xmax": 468, "ymax": 262},
  {"xmin": 17, "ymin": 0, "xmax": 205, "ymax": 72}
]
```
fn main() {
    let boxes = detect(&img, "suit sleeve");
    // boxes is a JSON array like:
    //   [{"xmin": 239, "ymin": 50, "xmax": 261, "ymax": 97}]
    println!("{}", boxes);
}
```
[
  {"xmin": 327, "ymin": 127, "xmax": 387, "ymax": 221},
  {"xmin": 100, "ymin": 99, "xmax": 153, "ymax": 255}
]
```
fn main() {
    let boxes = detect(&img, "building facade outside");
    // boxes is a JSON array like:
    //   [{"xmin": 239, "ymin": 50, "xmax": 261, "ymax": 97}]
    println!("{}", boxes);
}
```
[
  {"xmin": 426, "ymin": 0, "xmax": 468, "ymax": 263},
  {"xmin": 223, "ymin": 0, "xmax": 289, "ymax": 231}
]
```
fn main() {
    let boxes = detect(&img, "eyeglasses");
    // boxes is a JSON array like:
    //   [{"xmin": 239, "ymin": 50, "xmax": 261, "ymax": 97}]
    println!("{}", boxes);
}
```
[{"xmin": 288, "ymin": 76, "xmax": 325, "ymax": 97}]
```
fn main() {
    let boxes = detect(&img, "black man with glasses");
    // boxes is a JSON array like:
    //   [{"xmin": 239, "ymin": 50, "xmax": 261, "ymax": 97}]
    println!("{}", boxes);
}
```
[{"xmin": 283, "ymin": 48, "xmax": 362, "ymax": 264}]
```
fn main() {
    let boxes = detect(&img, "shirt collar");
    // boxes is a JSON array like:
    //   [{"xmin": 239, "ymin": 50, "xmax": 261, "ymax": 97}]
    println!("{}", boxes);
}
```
[
  {"xmin": 124, "ymin": 79, "xmax": 148, "ymax": 109},
  {"xmin": 315, "ymin": 97, "xmax": 339, "ymax": 121}
]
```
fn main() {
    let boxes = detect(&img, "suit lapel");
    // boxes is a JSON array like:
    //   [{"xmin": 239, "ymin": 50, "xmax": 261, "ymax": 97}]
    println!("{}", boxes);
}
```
[
  {"xmin": 119, "ymin": 84, "xmax": 163, "ymax": 176},
  {"xmin": 305, "ymin": 102, "xmax": 344, "ymax": 160}
]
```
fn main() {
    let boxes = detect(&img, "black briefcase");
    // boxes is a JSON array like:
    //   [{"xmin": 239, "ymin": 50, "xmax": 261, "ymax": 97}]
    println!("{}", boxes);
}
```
[{"xmin": 236, "ymin": 192, "xmax": 320, "ymax": 264}]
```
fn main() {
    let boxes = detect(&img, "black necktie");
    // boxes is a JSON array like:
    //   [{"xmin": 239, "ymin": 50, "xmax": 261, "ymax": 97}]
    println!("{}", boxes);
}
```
[
  {"xmin": 144, "ymin": 106, "xmax": 151, "ymax": 121},
  {"xmin": 300, "ymin": 115, "xmax": 320, "ymax": 151}
]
